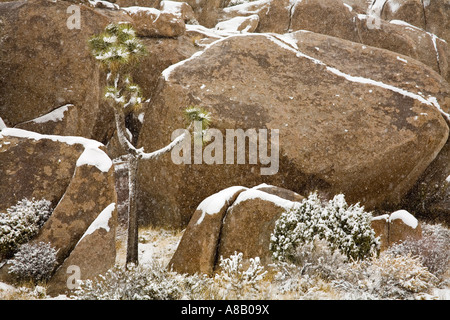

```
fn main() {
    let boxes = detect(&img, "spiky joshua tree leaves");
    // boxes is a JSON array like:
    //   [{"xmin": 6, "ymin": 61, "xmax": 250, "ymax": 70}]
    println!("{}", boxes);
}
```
[{"xmin": 89, "ymin": 23, "xmax": 211, "ymax": 264}]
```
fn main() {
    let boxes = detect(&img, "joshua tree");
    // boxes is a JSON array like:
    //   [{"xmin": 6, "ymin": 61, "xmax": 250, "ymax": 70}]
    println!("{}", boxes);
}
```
[{"xmin": 89, "ymin": 23, "xmax": 211, "ymax": 264}]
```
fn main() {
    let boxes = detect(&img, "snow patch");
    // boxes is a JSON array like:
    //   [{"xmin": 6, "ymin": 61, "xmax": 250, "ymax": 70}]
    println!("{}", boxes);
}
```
[
  {"xmin": 343, "ymin": 3, "xmax": 353, "ymax": 12},
  {"xmin": 0, "ymin": 117, "xmax": 6, "ymax": 130},
  {"xmin": 224, "ymin": 0, "xmax": 271, "ymax": 15},
  {"xmin": 386, "ymin": 0, "xmax": 401, "ymax": 13},
  {"xmin": 122, "ymin": 6, "xmax": 160, "ymax": 15},
  {"xmin": 162, "ymin": 33, "xmax": 249, "ymax": 80},
  {"xmin": 389, "ymin": 210, "xmax": 418, "ymax": 229},
  {"xmin": 1, "ymin": 128, "xmax": 112, "ymax": 173},
  {"xmin": 89, "ymin": 0, "xmax": 119, "ymax": 10},
  {"xmin": 368, "ymin": 0, "xmax": 388, "ymax": 17},
  {"xmin": 77, "ymin": 203, "xmax": 115, "ymax": 245},
  {"xmin": 0, "ymin": 281, "xmax": 15, "ymax": 292},
  {"xmin": 396, "ymin": 56, "xmax": 408, "ymax": 63},
  {"xmin": 233, "ymin": 188, "xmax": 300, "ymax": 210},
  {"xmin": 160, "ymin": 1, "xmax": 184, "ymax": 14},
  {"xmin": 267, "ymin": 34, "xmax": 449, "ymax": 121},
  {"xmin": 252, "ymin": 183, "xmax": 275, "ymax": 190},
  {"xmin": 31, "ymin": 104, "xmax": 72, "ymax": 124},
  {"xmin": 75, "ymin": 147, "xmax": 112, "ymax": 173},
  {"xmin": 196, "ymin": 186, "xmax": 248, "ymax": 225},
  {"xmin": 138, "ymin": 112, "xmax": 145, "ymax": 123},
  {"xmin": 371, "ymin": 213, "xmax": 390, "ymax": 222},
  {"xmin": 215, "ymin": 14, "xmax": 259, "ymax": 33}
]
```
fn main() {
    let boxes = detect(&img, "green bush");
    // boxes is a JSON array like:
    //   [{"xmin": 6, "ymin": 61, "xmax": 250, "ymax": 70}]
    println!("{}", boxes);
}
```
[
  {"xmin": 270, "ymin": 193, "xmax": 380, "ymax": 262},
  {"xmin": 0, "ymin": 198, "xmax": 52, "ymax": 258}
]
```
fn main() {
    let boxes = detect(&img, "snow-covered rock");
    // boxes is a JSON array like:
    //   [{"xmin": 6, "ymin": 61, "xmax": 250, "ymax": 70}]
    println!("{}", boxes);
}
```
[
  {"xmin": 122, "ymin": 6, "xmax": 186, "ymax": 37},
  {"xmin": 169, "ymin": 184, "xmax": 303, "ymax": 275},
  {"xmin": 46, "ymin": 203, "xmax": 117, "ymax": 296},
  {"xmin": 219, "ymin": 0, "xmax": 450, "ymax": 82},
  {"xmin": 371, "ymin": 210, "xmax": 422, "ymax": 250},
  {"xmin": 169, "ymin": 186, "xmax": 247, "ymax": 275},
  {"xmin": 376, "ymin": 0, "xmax": 450, "ymax": 45},
  {"xmin": 160, "ymin": 0, "xmax": 197, "ymax": 23},
  {"xmin": 215, "ymin": 14, "xmax": 259, "ymax": 33},
  {"xmin": 0, "ymin": 128, "xmax": 117, "ymax": 295}
]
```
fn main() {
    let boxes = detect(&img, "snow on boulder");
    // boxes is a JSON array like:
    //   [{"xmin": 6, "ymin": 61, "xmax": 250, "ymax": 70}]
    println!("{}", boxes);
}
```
[
  {"xmin": 160, "ymin": 0, "xmax": 197, "ymax": 23},
  {"xmin": 195, "ymin": 186, "xmax": 249, "ymax": 225},
  {"xmin": 220, "ymin": 0, "xmax": 290, "ymax": 34},
  {"xmin": 219, "ymin": 0, "xmax": 450, "ymax": 82},
  {"xmin": 169, "ymin": 186, "xmax": 247, "ymax": 275},
  {"xmin": 389, "ymin": 209, "xmax": 419, "ymax": 229},
  {"xmin": 14, "ymin": 104, "xmax": 82, "ymax": 137},
  {"xmin": 215, "ymin": 14, "xmax": 259, "ymax": 33},
  {"xmin": 378, "ymin": 0, "xmax": 450, "ymax": 45},
  {"xmin": 217, "ymin": 186, "xmax": 303, "ymax": 266},
  {"xmin": 371, "ymin": 209, "xmax": 422, "ymax": 250},
  {"xmin": 171, "ymin": 0, "xmax": 233, "ymax": 28},
  {"xmin": 1, "ymin": 128, "xmax": 112, "ymax": 174},
  {"xmin": 169, "ymin": 185, "xmax": 303, "ymax": 275},
  {"xmin": 122, "ymin": 6, "xmax": 186, "ymax": 37}
]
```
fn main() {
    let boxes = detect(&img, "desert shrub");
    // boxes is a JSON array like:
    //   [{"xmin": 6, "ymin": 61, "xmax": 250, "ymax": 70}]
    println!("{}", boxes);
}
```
[
  {"xmin": 73, "ymin": 262, "xmax": 214, "ymax": 300},
  {"xmin": 0, "ymin": 198, "xmax": 52, "ymax": 258},
  {"xmin": 288, "ymin": 238, "xmax": 349, "ymax": 281},
  {"xmin": 351, "ymin": 253, "xmax": 438, "ymax": 299},
  {"xmin": 387, "ymin": 222, "xmax": 450, "ymax": 280},
  {"xmin": 74, "ymin": 262, "xmax": 181, "ymax": 300},
  {"xmin": 8, "ymin": 242, "xmax": 57, "ymax": 284},
  {"xmin": 268, "ymin": 240, "xmax": 440, "ymax": 300},
  {"xmin": 270, "ymin": 193, "xmax": 379, "ymax": 263},
  {"xmin": 270, "ymin": 261, "xmax": 340, "ymax": 300},
  {"xmin": 269, "ymin": 241, "xmax": 346, "ymax": 300},
  {"xmin": 214, "ymin": 252, "xmax": 267, "ymax": 299},
  {"xmin": 74, "ymin": 252, "xmax": 269, "ymax": 300}
]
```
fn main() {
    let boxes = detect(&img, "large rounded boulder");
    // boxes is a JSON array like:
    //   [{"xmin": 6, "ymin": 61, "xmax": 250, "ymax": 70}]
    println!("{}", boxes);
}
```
[{"xmin": 136, "ymin": 31, "xmax": 449, "ymax": 227}]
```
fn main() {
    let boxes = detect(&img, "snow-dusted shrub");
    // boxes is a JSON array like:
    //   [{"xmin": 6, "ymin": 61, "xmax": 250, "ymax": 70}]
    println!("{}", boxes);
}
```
[
  {"xmin": 74, "ymin": 262, "xmax": 180, "ymax": 300},
  {"xmin": 214, "ymin": 252, "xmax": 267, "ymax": 299},
  {"xmin": 270, "ymin": 193, "xmax": 379, "ymax": 263},
  {"xmin": 353, "ymin": 253, "xmax": 438, "ymax": 299},
  {"xmin": 74, "ymin": 262, "xmax": 215, "ymax": 300},
  {"xmin": 289, "ymin": 238, "xmax": 349, "ymax": 281},
  {"xmin": 387, "ymin": 223, "xmax": 450, "ymax": 279},
  {"xmin": 269, "ymin": 260, "xmax": 341, "ymax": 300},
  {"xmin": 0, "ymin": 198, "xmax": 52, "ymax": 258},
  {"xmin": 8, "ymin": 242, "xmax": 57, "ymax": 284}
]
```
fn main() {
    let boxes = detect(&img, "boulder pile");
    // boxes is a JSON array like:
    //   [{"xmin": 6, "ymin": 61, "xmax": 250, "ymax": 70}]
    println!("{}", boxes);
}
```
[{"xmin": 0, "ymin": 0, "xmax": 448, "ymax": 291}]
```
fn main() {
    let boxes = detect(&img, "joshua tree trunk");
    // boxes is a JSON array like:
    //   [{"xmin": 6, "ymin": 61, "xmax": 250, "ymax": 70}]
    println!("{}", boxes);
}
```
[
  {"xmin": 113, "ymin": 108, "xmax": 190, "ymax": 265},
  {"xmin": 126, "ymin": 155, "xmax": 139, "ymax": 265},
  {"xmin": 113, "ymin": 108, "xmax": 140, "ymax": 265}
]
